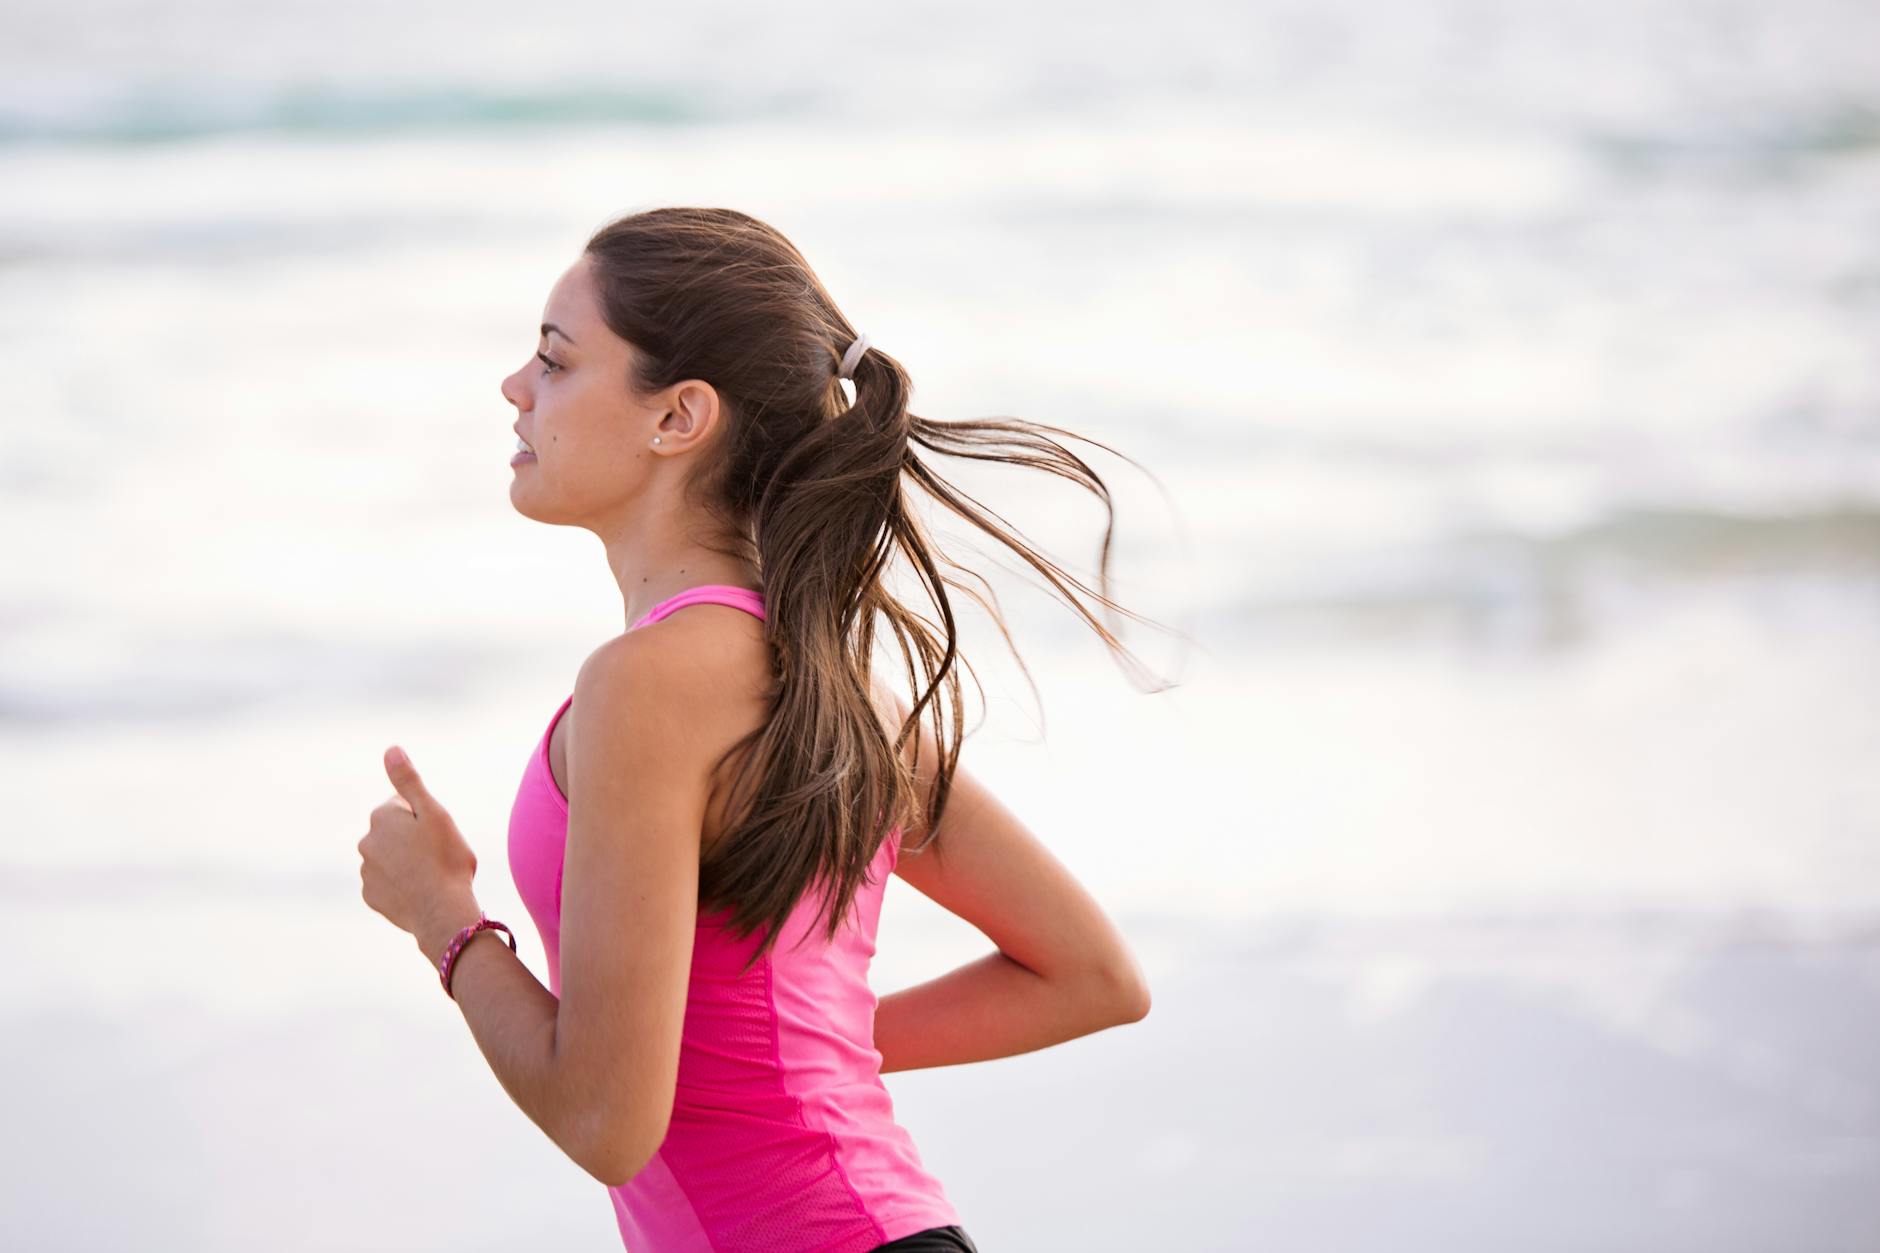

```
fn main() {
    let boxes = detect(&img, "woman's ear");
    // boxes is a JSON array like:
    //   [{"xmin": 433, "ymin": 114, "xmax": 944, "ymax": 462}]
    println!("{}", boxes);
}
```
[{"xmin": 659, "ymin": 379, "xmax": 721, "ymax": 451}]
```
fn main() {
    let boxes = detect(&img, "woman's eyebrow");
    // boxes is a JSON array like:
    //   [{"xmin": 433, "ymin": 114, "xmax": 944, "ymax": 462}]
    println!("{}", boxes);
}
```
[{"xmin": 540, "ymin": 322, "xmax": 577, "ymax": 345}]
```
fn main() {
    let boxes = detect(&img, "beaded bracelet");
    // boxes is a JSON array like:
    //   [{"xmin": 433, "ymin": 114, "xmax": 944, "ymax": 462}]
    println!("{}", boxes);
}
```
[{"xmin": 438, "ymin": 913, "xmax": 517, "ymax": 1000}]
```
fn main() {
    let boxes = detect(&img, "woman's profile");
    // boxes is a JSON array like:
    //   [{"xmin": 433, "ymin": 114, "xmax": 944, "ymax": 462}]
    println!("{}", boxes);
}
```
[{"xmin": 357, "ymin": 205, "xmax": 1163, "ymax": 1253}]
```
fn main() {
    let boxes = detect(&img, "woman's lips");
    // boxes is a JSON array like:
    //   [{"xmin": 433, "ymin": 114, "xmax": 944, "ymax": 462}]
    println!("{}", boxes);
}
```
[{"xmin": 511, "ymin": 450, "xmax": 537, "ymax": 466}]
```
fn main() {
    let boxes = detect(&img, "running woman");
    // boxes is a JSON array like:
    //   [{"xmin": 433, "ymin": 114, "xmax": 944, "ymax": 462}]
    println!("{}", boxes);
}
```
[{"xmin": 357, "ymin": 206, "xmax": 1161, "ymax": 1252}]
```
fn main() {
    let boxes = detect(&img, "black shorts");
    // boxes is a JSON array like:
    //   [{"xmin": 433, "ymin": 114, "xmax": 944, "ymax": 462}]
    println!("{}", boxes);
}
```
[{"xmin": 868, "ymin": 1223, "xmax": 980, "ymax": 1252}]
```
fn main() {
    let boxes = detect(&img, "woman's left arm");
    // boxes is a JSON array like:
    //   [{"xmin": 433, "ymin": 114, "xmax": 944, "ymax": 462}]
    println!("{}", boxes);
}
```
[{"xmin": 367, "ymin": 626, "xmax": 726, "ymax": 1188}]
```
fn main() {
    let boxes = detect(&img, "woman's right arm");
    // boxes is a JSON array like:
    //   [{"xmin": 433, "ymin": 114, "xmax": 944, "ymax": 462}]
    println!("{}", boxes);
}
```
[{"xmin": 867, "ymin": 680, "xmax": 1152, "ymax": 1074}]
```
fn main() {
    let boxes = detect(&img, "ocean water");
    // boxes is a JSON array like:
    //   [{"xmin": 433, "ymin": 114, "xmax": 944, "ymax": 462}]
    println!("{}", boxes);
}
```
[{"xmin": 3, "ymin": 1, "xmax": 1878, "ymax": 1249}]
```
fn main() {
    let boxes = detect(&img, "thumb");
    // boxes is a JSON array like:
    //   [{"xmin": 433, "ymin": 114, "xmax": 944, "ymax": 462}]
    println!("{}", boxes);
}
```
[{"xmin": 384, "ymin": 746, "xmax": 436, "ymax": 813}]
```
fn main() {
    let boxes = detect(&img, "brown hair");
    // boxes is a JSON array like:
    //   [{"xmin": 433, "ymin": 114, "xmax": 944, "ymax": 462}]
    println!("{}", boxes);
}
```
[{"xmin": 582, "ymin": 206, "xmax": 1179, "ymax": 975}]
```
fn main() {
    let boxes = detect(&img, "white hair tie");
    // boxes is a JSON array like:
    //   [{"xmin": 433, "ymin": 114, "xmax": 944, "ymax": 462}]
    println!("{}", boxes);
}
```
[{"xmin": 837, "ymin": 331, "xmax": 870, "ymax": 381}]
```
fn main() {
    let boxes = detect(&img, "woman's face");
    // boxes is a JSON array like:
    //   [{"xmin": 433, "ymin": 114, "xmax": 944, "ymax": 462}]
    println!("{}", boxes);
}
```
[{"xmin": 499, "ymin": 253, "xmax": 655, "ymax": 525}]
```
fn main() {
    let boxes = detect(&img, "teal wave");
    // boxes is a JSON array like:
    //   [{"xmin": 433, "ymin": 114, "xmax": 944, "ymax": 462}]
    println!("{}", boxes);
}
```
[{"xmin": 0, "ymin": 82, "xmax": 823, "ymax": 146}]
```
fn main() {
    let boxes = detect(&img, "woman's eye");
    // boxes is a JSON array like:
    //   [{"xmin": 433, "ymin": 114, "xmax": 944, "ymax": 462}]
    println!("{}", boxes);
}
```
[{"xmin": 536, "ymin": 352, "xmax": 560, "ymax": 372}]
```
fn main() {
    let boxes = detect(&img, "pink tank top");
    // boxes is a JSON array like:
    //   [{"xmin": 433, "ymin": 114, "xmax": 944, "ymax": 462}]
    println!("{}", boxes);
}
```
[{"xmin": 506, "ymin": 583, "xmax": 963, "ymax": 1252}]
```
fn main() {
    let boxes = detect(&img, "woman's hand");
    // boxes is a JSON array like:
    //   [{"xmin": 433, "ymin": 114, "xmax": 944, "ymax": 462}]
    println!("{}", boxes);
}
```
[{"xmin": 357, "ymin": 746, "xmax": 483, "ymax": 965}]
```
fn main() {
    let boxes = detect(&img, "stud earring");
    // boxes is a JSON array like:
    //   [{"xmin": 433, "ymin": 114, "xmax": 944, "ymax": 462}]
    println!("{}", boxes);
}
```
[{"xmin": 652, "ymin": 436, "xmax": 662, "ymax": 445}]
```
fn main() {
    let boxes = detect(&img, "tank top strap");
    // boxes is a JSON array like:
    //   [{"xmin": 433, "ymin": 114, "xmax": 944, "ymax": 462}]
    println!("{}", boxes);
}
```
[{"xmin": 628, "ymin": 583, "xmax": 767, "ymax": 631}]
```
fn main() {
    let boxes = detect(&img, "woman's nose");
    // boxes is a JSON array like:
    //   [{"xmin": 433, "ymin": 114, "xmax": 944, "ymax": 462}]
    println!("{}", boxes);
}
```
[{"xmin": 500, "ymin": 366, "xmax": 527, "ymax": 409}]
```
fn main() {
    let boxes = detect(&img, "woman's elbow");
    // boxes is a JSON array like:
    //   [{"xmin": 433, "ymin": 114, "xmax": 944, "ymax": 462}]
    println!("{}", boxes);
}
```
[
  {"xmin": 1090, "ymin": 958, "xmax": 1151, "ymax": 1024},
  {"xmin": 585, "ymin": 1138, "xmax": 654, "ymax": 1190},
  {"xmin": 1119, "ymin": 974, "xmax": 1151, "ymax": 1023},
  {"xmin": 577, "ymin": 1110, "xmax": 666, "ymax": 1189}
]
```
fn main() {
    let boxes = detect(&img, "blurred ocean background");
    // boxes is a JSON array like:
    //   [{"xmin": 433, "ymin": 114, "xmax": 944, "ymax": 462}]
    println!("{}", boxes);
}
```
[{"xmin": 3, "ymin": 0, "xmax": 1878, "ymax": 1249}]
